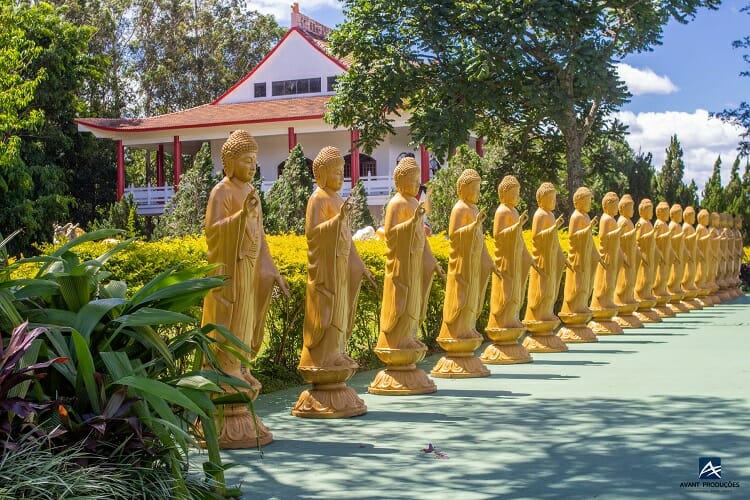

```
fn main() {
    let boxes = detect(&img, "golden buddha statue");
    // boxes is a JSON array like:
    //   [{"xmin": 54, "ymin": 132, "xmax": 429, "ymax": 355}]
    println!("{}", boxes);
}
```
[
  {"xmin": 717, "ymin": 213, "xmax": 732, "ymax": 301},
  {"xmin": 589, "ymin": 192, "xmax": 624, "ymax": 334},
  {"xmin": 558, "ymin": 186, "xmax": 599, "ymax": 343},
  {"xmin": 707, "ymin": 212, "xmax": 723, "ymax": 303},
  {"xmin": 431, "ymin": 169, "xmax": 494, "ymax": 378},
  {"xmin": 666, "ymin": 204, "xmax": 689, "ymax": 313},
  {"xmin": 680, "ymin": 206, "xmax": 702, "ymax": 309},
  {"xmin": 614, "ymin": 194, "xmax": 644, "ymax": 328},
  {"xmin": 694, "ymin": 209, "xmax": 715, "ymax": 306},
  {"xmin": 653, "ymin": 202, "xmax": 677, "ymax": 317},
  {"xmin": 633, "ymin": 199, "xmax": 661, "ymax": 323},
  {"xmin": 368, "ymin": 157, "xmax": 441, "ymax": 394},
  {"xmin": 482, "ymin": 175, "xmax": 534, "ymax": 364},
  {"xmin": 523, "ymin": 182, "xmax": 567, "ymax": 353},
  {"xmin": 733, "ymin": 216, "xmax": 745, "ymax": 297},
  {"xmin": 293, "ymin": 146, "xmax": 374, "ymax": 418},
  {"xmin": 202, "ymin": 130, "xmax": 290, "ymax": 448}
]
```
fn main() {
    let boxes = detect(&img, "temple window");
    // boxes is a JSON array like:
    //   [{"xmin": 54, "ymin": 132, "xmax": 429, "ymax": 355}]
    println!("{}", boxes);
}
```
[{"xmin": 271, "ymin": 78, "xmax": 322, "ymax": 96}]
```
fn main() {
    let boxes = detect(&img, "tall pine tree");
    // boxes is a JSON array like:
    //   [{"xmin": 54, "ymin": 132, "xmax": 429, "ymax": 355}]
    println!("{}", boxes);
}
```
[
  {"xmin": 265, "ymin": 145, "xmax": 313, "ymax": 235},
  {"xmin": 348, "ymin": 179, "xmax": 375, "ymax": 232},
  {"xmin": 702, "ymin": 155, "xmax": 725, "ymax": 212}
]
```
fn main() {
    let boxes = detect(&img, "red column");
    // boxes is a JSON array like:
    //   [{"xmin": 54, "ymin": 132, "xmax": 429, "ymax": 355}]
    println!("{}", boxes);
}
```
[
  {"xmin": 475, "ymin": 138, "xmax": 484, "ymax": 157},
  {"xmin": 156, "ymin": 145, "xmax": 165, "ymax": 186},
  {"xmin": 420, "ymin": 146, "xmax": 430, "ymax": 184},
  {"xmin": 288, "ymin": 127, "xmax": 297, "ymax": 151},
  {"xmin": 350, "ymin": 129, "xmax": 360, "ymax": 187},
  {"xmin": 116, "ymin": 140, "xmax": 125, "ymax": 200},
  {"xmin": 173, "ymin": 136, "xmax": 182, "ymax": 190}
]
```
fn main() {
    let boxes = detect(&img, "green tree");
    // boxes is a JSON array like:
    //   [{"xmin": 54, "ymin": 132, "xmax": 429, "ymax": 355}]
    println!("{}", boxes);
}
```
[
  {"xmin": 0, "ymin": 2, "xmax": 99, "ymax": 253},
  {"xmin": 655, "ymin": 135, "xmax": 695, "ymax": 206},
  {"xmin": 265, "ymin": 145, "xmax": 313, "ymax": 235},
  {"xmin": 348, "ymin": 179, "xmax": 376, "ymax": 232},
  {"xmin": 327, "ymin": 0, "xmax": 718, "ymax": 207},
  {"xmin": 724, "ymin": 156, "xmax": 743, "ymax": 214},
  {"xmin": 702, "ymin": 155, "xmax": 725, "ymax": 213},
  {"xmin": 715, "ymin": 4, "xmax": 750, "ymax": 157},
  {"xmin": 153, "ymin": 143, "xmax": 219, "ymax": 238}
]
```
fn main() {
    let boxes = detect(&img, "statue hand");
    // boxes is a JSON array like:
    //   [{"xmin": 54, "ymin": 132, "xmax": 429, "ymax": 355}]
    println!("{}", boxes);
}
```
[
  {"xmin": 275, "ymin": 273, "xmax": 291, "ymax": 299},
  {"xmin": 414, "ymin": 201, "xmax": 426, "ymax": 221},
  {"xmin": 435, "ymin": 263, "xmax": 446, "ymax": 281},
  {"xmin": 340, "ymin": 198, "xmax": 352, "ymax": 217},
  {"xmin": 635, "ymin": 221, "xmax": 642, "ymax": 231},
  {"xmin": 477, "ymin": 210, "xmax": 487, "ymax": 225},
  {"xmin": 519, "ymin": 211, "xmax": 529, "ymax": 226},
  {"xmin": 556, "ymin": 214, "xmax": 565, "ymax": 228},
  {"xmin": 590, "ymin": 216, "xmax": 598, "ymax": 229},
  {"xmin": 363, "ymin": 267, "xmax": 378, "ymax": 292},
  {"xmin": 243, "ymin": 192, "xmax": 258, "ymax": 214}
]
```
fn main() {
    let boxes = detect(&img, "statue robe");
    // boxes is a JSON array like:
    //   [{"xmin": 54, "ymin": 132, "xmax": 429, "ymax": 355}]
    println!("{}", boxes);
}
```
[
  {"xmin": 635, "ymin": 218, "xmax": 657, "ymax": 303},
  {"xmin": 653, "ymin": 219, "xmax": 672, "ymax": 298},
  {"xmin": 615, "ymin": 216, "xmax": 639, "ymax": 307},
  {"xmin": 681, "ymin": 223, "xmax": 699, "ymax": 293},
  {"xmin": 694, "ymin": 223, "xmax": 711, "ymax": 291},
  {"xmin": 561, "ymin": 210, "xmax": 596, "ymax": 314},
  {"xmin": 524, "ymin": 208, "xmax": 565, "ymax": 322},
  {"xmin": 667, "ymin": 220, "xmax": 686, "ymax": 295},
  {"xmin": 591, "ymin": 214, "xmax": 621, "ymax": 310}
]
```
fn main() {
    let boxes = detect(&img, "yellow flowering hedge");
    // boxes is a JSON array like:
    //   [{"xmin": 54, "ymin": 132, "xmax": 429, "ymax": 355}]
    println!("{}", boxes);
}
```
[{"xmin": 27, "ymin": 232, "xmax": 748, "ymax": 392}]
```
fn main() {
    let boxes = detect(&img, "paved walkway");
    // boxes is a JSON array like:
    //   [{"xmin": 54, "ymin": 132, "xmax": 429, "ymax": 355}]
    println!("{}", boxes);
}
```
[{"xmin": 218, "ymin": 295, "xmax": 750, "ymax": 499}]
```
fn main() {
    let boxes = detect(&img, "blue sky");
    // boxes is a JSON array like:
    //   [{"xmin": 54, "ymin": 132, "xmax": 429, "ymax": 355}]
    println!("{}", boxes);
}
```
[{"xmin": 256, "ymin": 1, "xmax": 748, "ymax": 188}]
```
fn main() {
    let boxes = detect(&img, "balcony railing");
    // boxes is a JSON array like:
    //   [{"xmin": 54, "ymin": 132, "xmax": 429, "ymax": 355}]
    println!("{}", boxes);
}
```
[
  {"xmin": 261, "ymin": 174, "xmax": 392, "ymax": 198},
  {"xmin": 124, "ymin": 185, "xmax": 175, "ymax": 216}
]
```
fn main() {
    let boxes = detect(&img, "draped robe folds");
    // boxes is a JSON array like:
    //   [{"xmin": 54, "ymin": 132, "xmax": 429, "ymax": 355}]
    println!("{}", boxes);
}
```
[
  {"xmin": 561, "ymin": 211, "xmax": 596, "ymax": 314},
  {"xmin": 202, "ymin": 178, "xmax": 276, "ymax": 371},
  {"xmin": 487, "ymin": 204, "xmax": 532, "ymax": 330},
  {"xmin": 439, "ymin": 201, "xmax": 493, "ymax": 339},
  {"xmin": 635, "ymin": 219, "xmax": 658, "ymax": 302},
  {"xmin": 591, "ymin": 214, "xmax": 621, "ymax": 310},
  {"xmin": 681, "ymin": 223, "xmax": 699, "ymax": 292},
  {"xmin": 694, "ymin": 224, "xmax": 711, "ymax": 290},
  {"xmin": 524, "ymin": 209, "xmax": 565, "ymax": 322},
  {"xmin": 718, "ymin": 228, "xmax": 729, "ymax": 286},
  {"xmin": 667, "ymin": 221, "xmax": 686, "ymax": 295},
  {"xmin": 377, "ymin": 193, "xmax": 438, "ymax": 349},
  {"xmin": 710, "ymin": 227, "xmax": 722, "ymax": 290},
  {"xmin": 653, "ymin": 220, "xmax": 672, "ymax": 297},
  {"xmin": 299, "ymin": 187, "xmax": 366, "ymax": 369},
  {"xmin": 615, "ymin": 217, "xmax": 639, "ymax": 306}
]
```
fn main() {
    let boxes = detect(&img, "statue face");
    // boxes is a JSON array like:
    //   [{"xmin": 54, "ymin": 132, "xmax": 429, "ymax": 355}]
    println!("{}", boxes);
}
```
[
  {"xmin": 574, "ymin": 194, "xmax": 592, "ymax": 213},
  {"xmin": 399, "ymin": 169, "xmax": 421, "ymax": 198},
  {"xmin": 620, "ymin": 202, "xmax": 634, "ymax": 218},
  {"xmin": 698, "ymin": 212, "xmax": 709, "ymax": 225},
  {"xmin": 461, "ymin": 180, "xmax": 481, "ymax": 205},
  {"xmin": 226, "ymin": 151, "xmax": 257, "ymax": 183},
  {"xmin": 639, "ymin": 204, "xmax": 653, "ymax": 220},
  {"xmin": 502, "ymin": 185, "xmax": 520, "ymax": 207},
  {"xmin": 684, "ymin": 211, "xmax": 695, "ymax": 224},
  {"xmin": 656, "ymin": 206, "xmax": 669, "ymax": 221},
  {"xmin": 326, "ymin": 161, "xmax": 345, "ymax": 191},
  {"xmin": 670, "ymin": 207, "xmax": 683, "ymax": 223},
  {"xmin": 540, "ymin": 190, "xmax": 556, "ymax": 211}
]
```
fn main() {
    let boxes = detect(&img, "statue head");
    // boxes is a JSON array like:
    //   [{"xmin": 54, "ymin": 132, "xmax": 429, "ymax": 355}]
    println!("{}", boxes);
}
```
[
  {"xmin": 618, "ymin": 194, "xmax": 634, "ymax": 219},
  {"xmin": 683, "ymin": 206, "xmax": 696, "ymax": 225},
  {"xmin": 573, "ymin": 187, "xmax": 593, "ymax": 213},
  {"xmin": 638, "ymin": 198, "xmax": 653, "ymax": 220},
  {"xmin": 393, "ymin": 156, "xmax": 421, "ymax": 198},
  {"xmin": 221, "ymin": 130, "xmax": 258, "ymax": 182},
  {"xmin": 313, "ymin": 146, "xmax": 345, "ymax": 191},
  {"xmin": 656, "ymin": 201, "xmax": 670, "ymax": 221},
  {"xmin": 536, "ymin": 182, "xmax": 557, "ymax": 211},
  {"xmin": 669, "ymin": 203, "xmax": 683, "ymax": 223},
  {"xmin": 602, "ymin": 192, "xmax": 619, "ymax": 216},
  {"xmin": 697, "ymin": 208, "xmax": 710, "ymax": 226},
  {"xmin": 710, "ymin": 211, "xmax": 720, "ymax": 228},
  {"xmin": 457, "ymin": 169, "xmax": 481, "ymax": 204},
  {"xmin": 497, "ymin": 175, "xmax": 521, "ymax": 206}
]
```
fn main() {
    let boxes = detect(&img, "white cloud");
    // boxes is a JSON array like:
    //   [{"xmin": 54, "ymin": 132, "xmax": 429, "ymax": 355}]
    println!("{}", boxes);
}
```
[
  {"xmin": 252, "ymin": 1, "xmax": 341, "ymax": 25},
  {"xmin": 615, "ymin": 109, "xmax": 746, "ymax": 188},
  {"xmin": 615, "ymin": 63, "xmax": 679, "ymax": 96}
]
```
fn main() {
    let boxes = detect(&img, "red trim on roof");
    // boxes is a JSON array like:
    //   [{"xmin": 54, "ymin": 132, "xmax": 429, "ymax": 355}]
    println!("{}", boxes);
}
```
[
  {"xmin": 212, "ymin": 27, "xmax": 346, "ymax": 105},
  {"xmin": 75, "ymin": 113, "xmax": 326, "ymax": 133}
]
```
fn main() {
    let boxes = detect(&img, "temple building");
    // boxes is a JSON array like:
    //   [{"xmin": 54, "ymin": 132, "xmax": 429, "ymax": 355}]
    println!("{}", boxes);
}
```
[{"xmin": 76, "ymin": 4, "xmax": 483, "ymax": 215}]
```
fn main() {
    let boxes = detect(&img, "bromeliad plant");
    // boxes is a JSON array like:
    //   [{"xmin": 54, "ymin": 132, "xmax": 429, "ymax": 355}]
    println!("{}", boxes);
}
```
[{"xmin": 0, "ymin": 229, "xmax": 255, "ymax": 497}]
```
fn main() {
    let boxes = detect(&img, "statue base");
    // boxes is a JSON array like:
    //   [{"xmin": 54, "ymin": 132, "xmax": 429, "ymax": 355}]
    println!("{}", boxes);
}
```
[
  {"xmin": 431, "ymin": 337, "xmax": 489, "ymax": 378},
  {"xmin": 734, "ymin": 287, "xmax": 745, "ymax": 297},
  {"xmin": 293, "ymin": 366, "xmax": 367, "ymax": 419},
  {"xmin": 718, "ymin": 290, "xmax": 733, "ymax": 302},
  {"xmin": 634, "ymin": 299, "xmax": 661, "ymax": 323},
  {"xmin": 667, "ymin": 294, "xmax": 690, "ymax": 313},
  {"xmin": 557, "ymin": 312, "xmax": 597, "ymax": 343},
  {"xmin": 522, "ymin": 319, "xmax": 567, "ymax": 353},
  {"xmin": 368, "ymin": 348, "xmax": 436, "ymax": 395},
  {"xmin": 481, "ymin": 327, "xmax": 532, "ymax": 364},
  {"xmin": 614, "ymin": 302, "xmax": 644, "ymax": 329},
  {"xmin": 653, "ymin": 296, "xmax": 676, "ymax": 317},
  {"xmin": 682, "ymin": 297, "xmax": 703, "ymax": 310},
  {"xmin": 696, "ymin": 294, "xmax": 714, "ymax": 307},
  {"xmin": 588, "ymin": 307, "xmax": 623, "ymax": 335}
]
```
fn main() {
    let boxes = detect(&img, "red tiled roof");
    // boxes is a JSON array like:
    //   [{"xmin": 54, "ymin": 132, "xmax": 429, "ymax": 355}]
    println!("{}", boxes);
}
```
[{"xmin": 75, "ymin": 95, "xmax": 331, "ymax": 132}]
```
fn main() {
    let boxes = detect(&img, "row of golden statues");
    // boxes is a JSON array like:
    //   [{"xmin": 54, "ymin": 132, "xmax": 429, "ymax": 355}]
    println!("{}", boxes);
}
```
[{"xmin": 203, "ymin": 131, "xmax": 745, "ymax": 449}]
